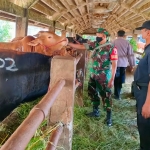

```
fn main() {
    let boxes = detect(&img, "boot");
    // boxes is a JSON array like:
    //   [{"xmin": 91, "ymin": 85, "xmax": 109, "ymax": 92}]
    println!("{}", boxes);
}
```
[
  {"xmin": 86, "ymin": 106, "xmax": 100, "ymax": 117},
  {"xmin": 105, "ymin": 111, "xmax": 112, "ymax": 126}
]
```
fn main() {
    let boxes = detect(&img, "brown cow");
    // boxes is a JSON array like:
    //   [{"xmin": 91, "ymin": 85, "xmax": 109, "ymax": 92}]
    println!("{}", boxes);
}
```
[{"xmin": 0, "ymin": 31, "xmax": 68, "ymax": 56}]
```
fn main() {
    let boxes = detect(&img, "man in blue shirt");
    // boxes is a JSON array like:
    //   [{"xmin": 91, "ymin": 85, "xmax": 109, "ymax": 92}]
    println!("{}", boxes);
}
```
[{"xmin": 134, "ymin": 20, "xmax": 150, "ymax": 150}]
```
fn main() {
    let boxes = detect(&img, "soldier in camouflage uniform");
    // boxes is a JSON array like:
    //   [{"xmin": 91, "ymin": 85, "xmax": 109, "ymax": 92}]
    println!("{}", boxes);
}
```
[{"xmin": 68, "ymin": 28, "xmax": 118, "ymax": 126}]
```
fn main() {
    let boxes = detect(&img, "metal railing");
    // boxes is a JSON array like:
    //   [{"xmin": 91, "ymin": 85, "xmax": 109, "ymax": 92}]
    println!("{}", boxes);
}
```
[{"xmin": 1, "ymin": 51, "xmax": 86, "ymax": 150}]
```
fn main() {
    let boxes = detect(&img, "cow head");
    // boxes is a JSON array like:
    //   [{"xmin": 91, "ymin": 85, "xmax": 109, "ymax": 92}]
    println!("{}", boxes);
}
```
[{"xmin": 27, "ymin": 31, "xmax": 68, "ymax": 54}]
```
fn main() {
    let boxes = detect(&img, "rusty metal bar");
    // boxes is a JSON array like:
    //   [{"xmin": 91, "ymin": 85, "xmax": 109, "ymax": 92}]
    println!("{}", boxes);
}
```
[
  {"xmin": 76, "ymin": 53, "xmax": 83, "ymax": 65},
  {"xmin": 46, "ymin": 122, "xmax": 64, "ymax": 150},
  {"xmin": 1, "ymin": 80, "xmax": 65, "ymax": 150}
]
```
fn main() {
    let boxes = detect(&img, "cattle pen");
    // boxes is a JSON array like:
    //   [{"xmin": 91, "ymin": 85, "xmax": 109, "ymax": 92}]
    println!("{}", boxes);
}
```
[
  {"xmin": 0, "ymin": 50, "xmax": 86, "ymax": 150},
  {"xmin": 0, "ymin": 0, "xmax": 149, "ymax": 149}
]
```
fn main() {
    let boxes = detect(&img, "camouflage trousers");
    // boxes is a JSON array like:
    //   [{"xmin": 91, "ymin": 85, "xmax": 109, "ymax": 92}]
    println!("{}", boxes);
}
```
[{"xmin": 88, "ymin": 77, "xmax": 112, "ymax": 111}]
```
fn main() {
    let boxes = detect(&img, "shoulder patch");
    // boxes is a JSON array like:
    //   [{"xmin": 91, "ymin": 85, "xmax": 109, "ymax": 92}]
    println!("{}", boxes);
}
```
[{"xmin": 110, "ymin": 47, "xmax": 118, "ymax": 60}]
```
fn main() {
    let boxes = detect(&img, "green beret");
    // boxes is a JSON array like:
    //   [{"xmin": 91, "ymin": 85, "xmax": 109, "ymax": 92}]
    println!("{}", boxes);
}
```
[{"xmin": 97, "ymin": 28, "xmax": 110, "ymax": 36}]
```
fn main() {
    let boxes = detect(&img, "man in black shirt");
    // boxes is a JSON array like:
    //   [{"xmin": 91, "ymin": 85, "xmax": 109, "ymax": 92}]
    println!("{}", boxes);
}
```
[{"xmin": 134, "ymin": 20, "xmax": 150, "ymax": 150}]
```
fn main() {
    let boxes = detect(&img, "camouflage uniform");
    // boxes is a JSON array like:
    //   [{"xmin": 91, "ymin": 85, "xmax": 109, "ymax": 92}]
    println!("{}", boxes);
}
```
[{"xmin": 87, "ymin": 42, "xmax": 117, "ymax": 111}]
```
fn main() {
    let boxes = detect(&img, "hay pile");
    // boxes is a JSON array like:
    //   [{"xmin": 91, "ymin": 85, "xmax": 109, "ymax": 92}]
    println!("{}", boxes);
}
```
[{"xmin": 73, "ymin": 82, "xmax": 139, "ymax": 150}]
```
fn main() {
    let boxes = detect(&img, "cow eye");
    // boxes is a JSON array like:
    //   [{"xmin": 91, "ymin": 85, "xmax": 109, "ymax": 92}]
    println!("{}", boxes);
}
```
[{"xmin": 48, "ymin": 36, "xmax": 51, "ymax": 38}]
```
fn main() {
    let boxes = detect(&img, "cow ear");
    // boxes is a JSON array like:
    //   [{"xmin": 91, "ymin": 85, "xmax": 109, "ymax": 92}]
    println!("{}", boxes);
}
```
[{"xmin": 27, "ymin": 40, "xmax": 39, "ymax": 46}]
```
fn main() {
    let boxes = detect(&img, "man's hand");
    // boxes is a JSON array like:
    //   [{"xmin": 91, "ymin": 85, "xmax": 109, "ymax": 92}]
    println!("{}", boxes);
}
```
[
  {"xmin": 142, "ymin": 102, "xmax": 150, "ymax": 118},
  {"xmin": 130, "ymin": 66, "xmax": 134, "ymax": 72},
  {"xmin": 107, "ymin": 78, "xmax": 114, "ymax": 88}
]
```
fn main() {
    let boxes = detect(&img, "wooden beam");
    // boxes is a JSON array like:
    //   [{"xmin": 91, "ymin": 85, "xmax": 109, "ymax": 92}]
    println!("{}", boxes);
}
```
[
  {"xmin": 139, "ymin": 2, "xmax": 150, "ymax": 13},
  {"xmin": 55, "ymin": 21, "xmax": 65, "ymax": 30},
  {"xmin": 130, "ymin": 0, "xmax": 143, "ymax": 9},
  {"xmin": 9, "ymin": 0, "xmax": 40, "ymax": 8},
  {"xmin": 86, "ymin": 0, "xmax": 89, "ymax": 13},
  {"xmin": 0, "ymin": 16, "xmax": 15, "ymax": 22},
  {"xmin": 74, "ymin": 0, "xmax": 79, "ymax": 6},
  {"xmin": 0, "ymin": 0, "xmax": 24, "ymax": 17},
  {"xmin": 112, "ymin": 4, "xmax": 120, "ymax": 14},
  {"xmin": 0, "ymin": 11, "xmax": 16, "ymax": 20},
  {"xmin": 107, "ymin": 14, "xmax": 136, "ymax": 30},
  {"xmin": 108, "ymin": 1, "xmax": 118, "ymax": 10},
  {"xmin": 121, "ymin": 2, "xmax": 150, "ymax": 20},
  {"xmin": 64, "ymin": 13, "xmax": 90, "ymax": 25},
  {"xmin": 28, "ymin": 10, "xmax": 54, "ymax": 26},
  {"xmin": 40, "ymin": 0, "xmax": 60, "ymax": 12},
  {"xmin": 74, "ymin": 0, "xmax": 88, "ymax": 28},
  {"xmin": 126, "ymin": 14, "xmax": 137, "ymax": 21},
  {"xmin": 28, "ymin": 0, "xmax": 40, "ymax": 9},
  {"xmin": 31, "ymin": 2, "xmax": 54, "ymax": 16},
  {"xmin": 118, "ymin": 9, "xmax": 128, "ymax": 19},
  {"xmin": 88, "ymin": 0, "xmax": 118, "ymax": 3},
  {"xmin": 55, "ymin": 2, "xmax": 87, "ymax": 21}
]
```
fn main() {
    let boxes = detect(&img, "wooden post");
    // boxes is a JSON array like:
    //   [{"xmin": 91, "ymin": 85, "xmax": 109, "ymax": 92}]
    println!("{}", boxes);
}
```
[
  {"xmin": 75, "ymin": 49, "xmax": 87, "ymax": 106},
  {"xmin": 15, "ymin": 9, "xmax": 28, "ymax": 37},
  {"xmin": 49, "ymin": 21, "xmax": 55, "ymax": 32},
  {"xmin": 49, "ymin": 26, "xmax": 55, "ymax": 32},
  {"xmin": 48, "ymin": 56, "xmax": 76, "ymax": 150}
]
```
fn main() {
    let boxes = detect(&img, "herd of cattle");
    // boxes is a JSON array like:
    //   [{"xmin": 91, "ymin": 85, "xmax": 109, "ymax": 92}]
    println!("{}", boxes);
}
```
[{"xmin": 0, "ymin": 31, "xmax": 86, "ymax": 120}]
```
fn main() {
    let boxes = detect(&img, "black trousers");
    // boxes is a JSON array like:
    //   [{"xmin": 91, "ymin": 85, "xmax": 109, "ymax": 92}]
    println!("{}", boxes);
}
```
[
  {"xmin": 114, "ymin": 67, "xmax": 126, "ymax": 98},
  {"xmin": 134, "ymin": 85, "xmax": 150, "ymax": 150}
]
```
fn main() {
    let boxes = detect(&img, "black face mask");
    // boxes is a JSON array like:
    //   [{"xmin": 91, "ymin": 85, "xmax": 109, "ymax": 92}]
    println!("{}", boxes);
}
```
[{"xmin": 96, "ymin": 37, "xmax": 103, "ymax": 43}]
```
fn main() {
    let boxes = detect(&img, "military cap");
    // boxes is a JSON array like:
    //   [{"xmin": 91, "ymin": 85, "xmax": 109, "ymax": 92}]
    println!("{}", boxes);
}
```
[{"xmin": 97, "ymin": 28, "xmax": 110, "ymax": 37}]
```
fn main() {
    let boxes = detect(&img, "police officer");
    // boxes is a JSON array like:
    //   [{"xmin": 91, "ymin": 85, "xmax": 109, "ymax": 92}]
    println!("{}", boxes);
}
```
[
  {"xmin": 134, "ymin": 20, "xmax": 150, "ymax": 150},
  {"xmin": 68, "ymin": 28, "xmax": 118, "ymax": 126}
]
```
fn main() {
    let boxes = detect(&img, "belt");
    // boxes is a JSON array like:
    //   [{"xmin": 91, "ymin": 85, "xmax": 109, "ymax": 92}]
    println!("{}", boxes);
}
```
[
  {"xmin": 133, "ymin": 81, "xmax": 148, "ymax": 87},
  {"xmin": 133, "ymin": 81, "xmax": 148, "ymax": 90}
]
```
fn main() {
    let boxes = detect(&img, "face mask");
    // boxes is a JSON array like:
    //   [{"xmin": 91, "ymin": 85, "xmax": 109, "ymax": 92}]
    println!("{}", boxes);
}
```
[{"xmin": 96, "ymin": 37, "xmax": 103, "ymax": 43}]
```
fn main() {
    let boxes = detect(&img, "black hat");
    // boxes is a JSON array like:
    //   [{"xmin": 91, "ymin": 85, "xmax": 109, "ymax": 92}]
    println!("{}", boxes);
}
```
[{"xmin": 136, "ymin": 20, "xmax": 150, "ymax": 30}]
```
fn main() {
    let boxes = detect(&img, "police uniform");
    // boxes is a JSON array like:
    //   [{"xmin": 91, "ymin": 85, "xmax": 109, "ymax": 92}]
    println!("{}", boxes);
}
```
[
  {"xmin": 134, "ymin": 44, "xmax": 150, "ymax": 150},
  {"xmin": 84, "ymin": 28, "xmax": 118, "ymax": 126}
]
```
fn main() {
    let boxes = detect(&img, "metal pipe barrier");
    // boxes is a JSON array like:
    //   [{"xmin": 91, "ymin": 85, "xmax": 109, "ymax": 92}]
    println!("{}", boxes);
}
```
[
  {"xmin": 46, "ymin": 122, "xmax": 64, "ymax": 150},
  {"xmin": 1, "ymin": 52, "xmax": 84, "ymax": 150},
  {"xmin": 1, "ymin": 79, "xmax": 65, "ymax": 150}
]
